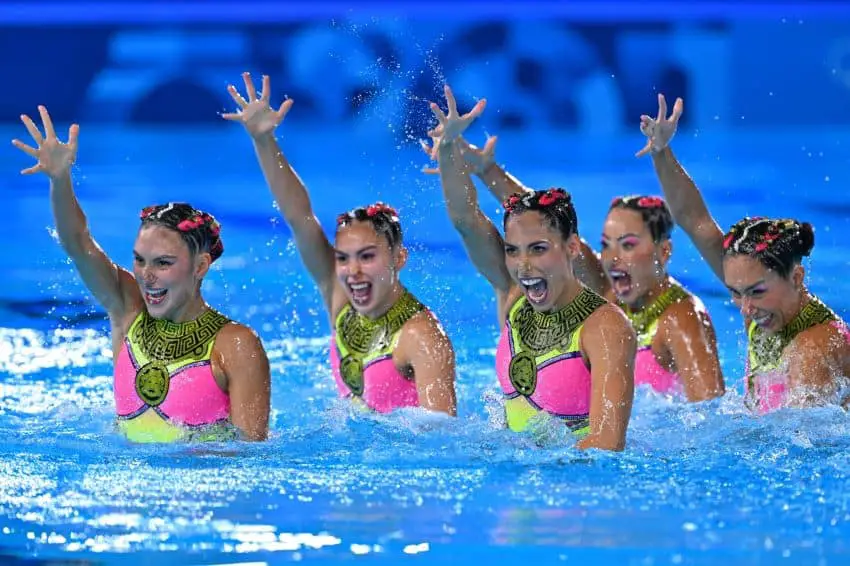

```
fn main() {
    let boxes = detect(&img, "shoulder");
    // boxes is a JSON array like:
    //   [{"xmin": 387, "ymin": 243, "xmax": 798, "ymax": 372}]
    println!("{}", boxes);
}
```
[
  {"xmin": 585, "ymin": 302, "xmax": 634, "ymax": 339},
  {"xmin": 788, "ymin": 321, "xmax": 847, "ymax": 360},
  {"xmin": 400, "ymin": 310, "xmax": 452, "ymax": 349},
  {"xmin": 582, "ymin": 302, "xmax": 636, "ymax": 366},
  {"xmin": 215, "ymin": 321, "xmax": 268, "ymax": 358},
  {"xmin": 660, "ymin": 294, "xmax": 714, "ymax": 334}
]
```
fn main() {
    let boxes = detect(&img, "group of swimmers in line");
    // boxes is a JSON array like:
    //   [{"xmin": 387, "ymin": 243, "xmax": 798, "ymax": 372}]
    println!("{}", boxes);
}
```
[{"xmin": 12, "ymin": 72, "xmax": 850, "ymax": 450}]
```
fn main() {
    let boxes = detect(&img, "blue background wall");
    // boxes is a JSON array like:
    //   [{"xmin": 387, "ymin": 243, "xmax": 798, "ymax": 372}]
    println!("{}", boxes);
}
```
[{"xmin": 2, "ymin": 1, "xmax": 850, "ymax": 130}]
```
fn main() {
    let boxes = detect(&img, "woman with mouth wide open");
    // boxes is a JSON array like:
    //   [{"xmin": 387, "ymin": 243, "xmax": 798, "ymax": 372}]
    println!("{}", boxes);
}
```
[
  {"xmin": 636, "ymin": 93, "xmax": 850, "ymax": 413},
  {"xmin": 421, "ymin": 114, "xmax": 725, "ymax": 405},
  {"xmin": 428, "ymin": 85, "xmax": 636, "ymax": 451},
  {"xmin": 225, "ymin": 73, "xmax": 457, "ymax": 416},
  {"xmin": 597, "ymin": 195, "xmax": 725, "ymax": 402},
  {"xmin": 12, "ymin": 107, "xmax": 272, "ymax": 443}
]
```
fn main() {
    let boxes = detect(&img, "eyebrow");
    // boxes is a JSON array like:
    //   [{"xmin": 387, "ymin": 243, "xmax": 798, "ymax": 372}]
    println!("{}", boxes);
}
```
[
  {"xmin": 726, "ymin": 279, "xmax": 766, "ymax": 294},
  {"xmin": 133, "ymin": 251, "xmax": 178, "ymax": 260},
  {"xmin": 335, "ymin": 245, "xmax": 378, "ymax": 255},
  {"xmin": 601, "ymin": 233, "xmax": 641, "ymax": 241},
  {"xmin": 504, "ymin": 239, "xmax": 549, "ymax": 247}
]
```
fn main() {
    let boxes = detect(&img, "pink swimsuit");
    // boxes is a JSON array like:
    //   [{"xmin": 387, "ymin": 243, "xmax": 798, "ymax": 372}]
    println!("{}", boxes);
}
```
[
  {"xmin": 624, "ymin": 283, "xmax": 694, "ymax": 395},
  {"xmin": 114, "ymin": 309, "xmax": 232, "ymax": 442},
  {"xmin": 330, "ymin": 291, "xmax": 428, "ymax": 413},
  {"xmin": 746, "ymin": 297, "xmax": 848, "ymax": 414},
  {"xmin": 495, "ymin": 288, "xmax": 607, "ymax": 434}
]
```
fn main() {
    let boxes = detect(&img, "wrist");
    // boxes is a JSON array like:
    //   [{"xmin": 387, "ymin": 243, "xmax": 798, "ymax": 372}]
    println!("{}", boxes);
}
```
[
  {"xmin": 477, "ymin": 160, "xmax": 498, "ymax": 180},
  {"xmin": 48, "ymin": 169, "xmax": 73, "ymax": 186},
  {"xmin": 251, "ymin": 132, "xmax": 276, "ymax": 148}
]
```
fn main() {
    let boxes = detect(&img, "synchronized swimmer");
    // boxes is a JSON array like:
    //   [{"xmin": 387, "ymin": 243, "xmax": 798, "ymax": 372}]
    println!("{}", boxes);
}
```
[{"xmin": 12, "ymin": 76, "xmax": 848, "ymax": 450}]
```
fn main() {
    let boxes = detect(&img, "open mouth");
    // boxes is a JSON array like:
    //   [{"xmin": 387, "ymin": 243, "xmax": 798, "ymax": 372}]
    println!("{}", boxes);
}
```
[
  {"xmin": 348, "ymin": 281, "xmax": 372, "ymax": 307},
  {"xmin": 608, "ymin": 269, "xmax": 633, "ymax": 298},
  {"xmin": 520, "ymin": 277, "xmax": 548, "ymax": 305},
  {"xmin": 145, "ymin": 288, "xmax": 168, "ymax": 306},
  {"xmin": 752, "ymin": 313, "xmax": 773, "ymax": 329}
]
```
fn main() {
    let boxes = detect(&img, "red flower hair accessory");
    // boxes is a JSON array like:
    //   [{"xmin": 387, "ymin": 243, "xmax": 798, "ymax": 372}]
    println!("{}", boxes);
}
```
[{"xmin": 637, "ymin": 196, "xmax": 665, "ymax": 208}]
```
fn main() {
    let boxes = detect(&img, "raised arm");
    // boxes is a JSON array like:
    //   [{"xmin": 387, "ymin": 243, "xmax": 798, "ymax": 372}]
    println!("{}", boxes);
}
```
[
  {"xmin": 12, "ymin": 107, "xmax": 140, "ymax": 326},
  {"xmin": 577, "ymin": 305, "xmax": 636, "ymax": 451},
  {"xmin": 662, "ymin": 300, "xmax": 725, "ymax": 402},
  {"xmin": 224, "ymin": 73, "xmax": 337, "ymax": 308},
  {"xmin": 423, "ymin": 134, "xmax": 608, "ymax": 296},
  {"xmin": 429, "ymin": 86, "xmax": 513, "ymax": 298},
  {"xmin": 637, "ymin": 95, "xmax": 726, "ymax": 282}
]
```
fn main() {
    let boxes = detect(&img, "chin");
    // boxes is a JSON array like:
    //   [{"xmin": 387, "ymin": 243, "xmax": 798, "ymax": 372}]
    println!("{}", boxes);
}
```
[
  {"xmin": 144, "ymin": 305, "xmax": 169, "ymax": 320},
  {"xmin": 349, "ymin": 293, "xmax": 377, "ymax": 314}
]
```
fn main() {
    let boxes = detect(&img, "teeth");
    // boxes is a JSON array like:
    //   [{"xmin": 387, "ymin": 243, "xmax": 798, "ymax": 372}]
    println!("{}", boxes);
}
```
[
  {"xmin": 609, "ymin": 270, "xmax": 627, "ymax": 279},
  {"xmin": 146, "ymin": 289, "xmax": 166, "ymax": 297},
  {"xmin": 520, "ymin": 278, "xmax": 543, "ymax": 286},
  {"xmin": 350, "ymin": 283, "xmax": 369, "ymax": 290},
  {"xmin": 754, "ymin": 314, "xmax": 771, "ymax": 324}
]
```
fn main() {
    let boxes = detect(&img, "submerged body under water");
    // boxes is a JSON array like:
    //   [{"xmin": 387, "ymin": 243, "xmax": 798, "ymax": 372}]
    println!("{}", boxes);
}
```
[{"xmin": 2, "ymin": 128, "xmax": 850, "ymax": 564}]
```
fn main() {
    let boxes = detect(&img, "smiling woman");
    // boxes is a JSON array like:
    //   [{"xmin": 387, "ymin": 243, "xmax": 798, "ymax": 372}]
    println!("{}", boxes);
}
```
[
  {"xmin": 225, "ymin": 71, "xmax": 458, "ymax": 417},
  {"xmin": 639, "ymin": 93, "xmax": 850, "ymax": 413},
  {"xmin": 11, "ymin": 106, "xmax": 272, "ymax": 443}
]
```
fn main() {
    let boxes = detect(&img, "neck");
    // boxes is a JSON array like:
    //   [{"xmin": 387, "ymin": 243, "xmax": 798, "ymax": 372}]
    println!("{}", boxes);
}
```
[
  {"xmin": 625, "ymin": 276, "xmax": 671, "ymax": 312},
  {"xmin": 785, "ymin": 287, "xmax": 813, "ymax": 327},
  {"xmin": 363, "ymin": 283, "xmax": 405, "ymax": 320},
  {"xmin": 161, "ymin": 295, "xmax": 209, "ymax": 324},
  {"xmin": 547, "ymin": 278, "xmax": 585, "ymax": 313}
]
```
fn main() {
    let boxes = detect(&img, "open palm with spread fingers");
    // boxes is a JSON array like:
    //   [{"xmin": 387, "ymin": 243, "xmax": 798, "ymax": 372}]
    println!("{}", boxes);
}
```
[
  {"xmin": 222, "ymin": 72, "xmax": 294, "ymax": 139},
  {"xmin": 429, "ymin": 85, "xmax": 487, "ymax": 145},
  {"xmin": 636, "ymin": 93, "xmax": 683, "ymax": 157},
  {"xmin": 12, "ymin": 106, "xmax": 79, "ymax": 180}
]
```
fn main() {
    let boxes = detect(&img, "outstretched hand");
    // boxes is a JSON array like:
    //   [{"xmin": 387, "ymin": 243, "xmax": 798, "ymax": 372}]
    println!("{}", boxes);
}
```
[
  {"xmin": 222, "ymin": 72, "xmax": 294, "ymax": 138},
  {"xmin": 12, "ymin": 106, "xmax": 79, "ymax": 179},
  {"xmin": 420, "ymin": 133, "xmax": 498, "ymax": 175},
  {"xmin": 636, "ymin": 94, "xmax": 683, "ymax": 158},
  {"xmin": 428, "ymin": 85, "xmax": 487, "ymax": 146}
]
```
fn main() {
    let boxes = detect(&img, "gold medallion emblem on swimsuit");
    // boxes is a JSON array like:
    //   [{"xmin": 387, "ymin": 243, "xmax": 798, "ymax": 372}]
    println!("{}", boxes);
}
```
[
  {"xmin": 508, "ymin": 351, "xmax": 537, "ymax": 396},
  {"xmin": 135, "ymin": 362, "xmax": 170, "ymax": 407},
  {"xmin": 339, "ymin": 356, "xmax": 365, "ymax": 396}
]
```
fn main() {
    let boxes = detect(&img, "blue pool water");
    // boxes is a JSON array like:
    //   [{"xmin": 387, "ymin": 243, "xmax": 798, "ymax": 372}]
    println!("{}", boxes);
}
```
[{"xmin": 1, "ymin": 125, "xmax": 850, "ymax": 565}]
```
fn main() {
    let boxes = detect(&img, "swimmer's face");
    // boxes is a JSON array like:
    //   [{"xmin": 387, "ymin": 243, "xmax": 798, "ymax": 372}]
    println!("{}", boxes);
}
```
[
  {"xmin": 133, "ymin": 225, "xmax": 210, "ymax": 321},
  {"xmin": 504, "ymin": 211, "xmax": 580, "ymax": 312},
  {"xmin": 334, "ymin": 220, "xmax": 407, "ymax": 317},
  {"xmin": 601, "ymin": 207, "xmax": 671, "ymax": 307},
  {"xmin": 723, "ymin": 254, "xmax": 805, "ymax": 334}
]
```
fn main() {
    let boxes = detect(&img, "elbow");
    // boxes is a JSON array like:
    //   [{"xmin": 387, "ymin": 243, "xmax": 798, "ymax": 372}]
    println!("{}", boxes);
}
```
[
  {"xmin": 577, "ymin": 434, "xmax": 625, "ymax": 452},
  {"xmin": 240, "ymin": 427, "xmax": 269, "ymax": 442},
  {"xmin": 446, "ymin": 211, "xmax": 477, "ymax": 235}
]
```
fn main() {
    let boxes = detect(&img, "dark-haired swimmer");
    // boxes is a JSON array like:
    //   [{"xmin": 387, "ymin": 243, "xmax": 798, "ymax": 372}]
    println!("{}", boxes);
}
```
[
  {"xmin": 224, "ymin": 73, "xmax": 457, "ymax": 416},
  {"xmin": 421, "ymin": 136, "xmax": 724, "ymax": 403},
  {"xmin": 637, "ymin": 94, "xmax": 850, "ymax": 412},
  {"xmin": 599, "ymin": 196, "xmax": 725, "ymax": 401},
  {"xmin": 428, "ymin": 86, "xmax": 635, "ymax": 450},
  {"xmin": 12, "ymin": 107, "xmax": 271, "ymax": 442}
]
